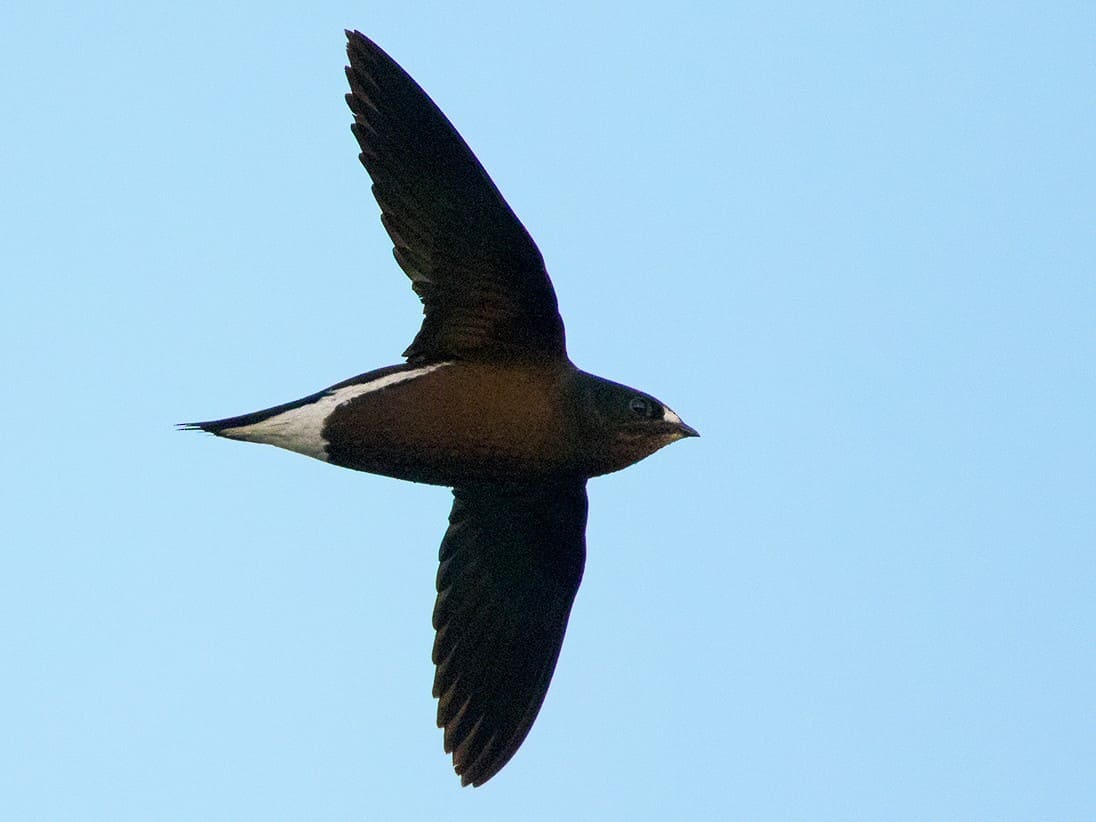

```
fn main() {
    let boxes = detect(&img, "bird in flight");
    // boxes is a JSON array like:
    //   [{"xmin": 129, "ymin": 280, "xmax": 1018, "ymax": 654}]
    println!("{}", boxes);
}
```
[{"xmin": 184, "ymin": 29, "xmax": 697, "ymax": 786}]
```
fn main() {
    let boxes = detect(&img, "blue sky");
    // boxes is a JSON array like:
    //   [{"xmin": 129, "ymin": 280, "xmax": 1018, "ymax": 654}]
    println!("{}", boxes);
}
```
[{"xmin": 2, "ymin": 2, "xmax": 1093, "ymax": 819}]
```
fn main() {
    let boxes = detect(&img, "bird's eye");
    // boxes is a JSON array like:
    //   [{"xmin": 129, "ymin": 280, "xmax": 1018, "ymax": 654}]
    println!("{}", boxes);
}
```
[{"xmin": 629, "ymin": 396, "xmax": 656, "ymax": 418}]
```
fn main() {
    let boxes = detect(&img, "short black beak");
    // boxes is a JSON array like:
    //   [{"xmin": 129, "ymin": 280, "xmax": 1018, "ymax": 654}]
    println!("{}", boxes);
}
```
[{"xmin": 677, "ymin": 421, "xmax": 700, "ymax": 438}]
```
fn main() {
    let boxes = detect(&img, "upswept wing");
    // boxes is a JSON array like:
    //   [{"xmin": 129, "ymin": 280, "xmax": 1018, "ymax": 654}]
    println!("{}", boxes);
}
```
[{"xmin": 345, "ymin": 31, "xmax": 566, "ymax": 363}]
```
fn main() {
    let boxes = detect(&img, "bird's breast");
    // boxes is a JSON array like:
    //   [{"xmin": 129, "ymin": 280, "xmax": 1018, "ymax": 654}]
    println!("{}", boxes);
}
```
[{"xmin": 321, "ymin": 361, "xmax": 581, "ymax": 485}]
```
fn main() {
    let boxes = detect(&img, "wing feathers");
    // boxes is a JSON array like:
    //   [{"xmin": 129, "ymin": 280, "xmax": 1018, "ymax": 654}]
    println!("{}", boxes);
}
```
[
  {"xmin": 431, "ymin": 481, "xmax": 587, "ymax": 785},
  {"xmin": 344, "ymin": 30, "xmax": 566, "ymax": 363}
]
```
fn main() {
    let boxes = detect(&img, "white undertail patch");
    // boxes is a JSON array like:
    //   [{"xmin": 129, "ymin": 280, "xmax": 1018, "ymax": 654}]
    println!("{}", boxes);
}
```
[{"xmin": 219, "ymin": 362, "xmax": 452, "ymax": 461}]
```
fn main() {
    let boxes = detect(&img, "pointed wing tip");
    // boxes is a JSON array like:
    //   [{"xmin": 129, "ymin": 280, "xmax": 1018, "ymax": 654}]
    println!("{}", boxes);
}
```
[
  {"xmin": 450, "ymin": 737, "xmax": 510, "ymax": 788},
  {"xmin": 345, "ymin": 29, "xmax": 380, "ymax": 61},
  {"xmin": 344, "ymin": 30, "xmax": 371, "ymax": 68}
]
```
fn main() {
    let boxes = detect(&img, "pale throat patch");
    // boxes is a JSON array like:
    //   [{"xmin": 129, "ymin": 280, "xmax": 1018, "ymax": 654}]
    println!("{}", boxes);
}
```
[{"xmin": 219, "ymin": 362, "xmax": 452, "ymax": 461}]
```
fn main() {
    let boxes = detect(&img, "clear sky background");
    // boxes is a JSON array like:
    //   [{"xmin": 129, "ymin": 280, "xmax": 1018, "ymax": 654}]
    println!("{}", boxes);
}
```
[{"xmin": 2, "ymin": 3, "xmax": 1093, "ymax": 820}]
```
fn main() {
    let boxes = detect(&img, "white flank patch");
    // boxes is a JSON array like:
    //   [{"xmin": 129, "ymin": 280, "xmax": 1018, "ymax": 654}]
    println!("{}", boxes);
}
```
[{"xmin": 220, "ymin": 362, "xmax": 452, "ymax": 461}]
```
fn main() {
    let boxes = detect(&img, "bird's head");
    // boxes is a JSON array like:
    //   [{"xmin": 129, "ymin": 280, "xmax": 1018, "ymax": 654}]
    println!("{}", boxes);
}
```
[{"xmin": 573, "ymin": 371, "xmax": 699, "ymax": 476}]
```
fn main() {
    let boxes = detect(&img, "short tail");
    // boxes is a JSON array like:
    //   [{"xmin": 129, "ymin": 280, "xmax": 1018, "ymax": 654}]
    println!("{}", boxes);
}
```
[
  {"xmin": 176, "ymin": 387, "xmax": 330, "ymax": 437},
  {"xmin": 177, "ymin": 421, "xmax": 218, "ymax": 433}
]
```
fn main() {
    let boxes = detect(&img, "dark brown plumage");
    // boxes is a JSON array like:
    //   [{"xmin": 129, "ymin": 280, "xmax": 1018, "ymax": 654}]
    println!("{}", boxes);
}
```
[
  {"xmin": 184, "ymin": 30, "xmax": 696, "ymax": 787},
  {"xmin": 433, "ymin": 482, "xmax": 587, "ymax": 786},
  {"xmin": 344, "ymin": 32, "xmax": 564, "ymax": 363}
]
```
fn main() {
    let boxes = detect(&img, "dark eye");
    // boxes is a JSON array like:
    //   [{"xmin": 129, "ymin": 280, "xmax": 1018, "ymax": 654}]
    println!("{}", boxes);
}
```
[{"xmin": 629, "ymin": 396, "xmax": 656, "ymax": 418}]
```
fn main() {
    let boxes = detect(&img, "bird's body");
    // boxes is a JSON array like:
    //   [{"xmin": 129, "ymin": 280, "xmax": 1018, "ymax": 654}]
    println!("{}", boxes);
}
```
[
  {"xmin": 185, "ymin": 30, "xmax": 696, "ymax": 786},
  {"xmin": 200, "ymin": 360, "xmax": 690, "ymax": 485}
]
